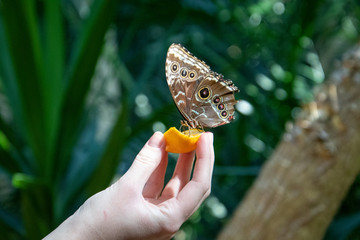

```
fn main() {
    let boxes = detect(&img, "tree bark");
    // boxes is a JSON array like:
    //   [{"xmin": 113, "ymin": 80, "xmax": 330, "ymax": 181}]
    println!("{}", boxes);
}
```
[{"xmin": 218, "ymin": 44, "xmax": 360, "ymax": 240}]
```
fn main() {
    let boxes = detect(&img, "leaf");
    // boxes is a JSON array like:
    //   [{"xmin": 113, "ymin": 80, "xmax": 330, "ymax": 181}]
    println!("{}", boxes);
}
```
[
  {"xmin": 0, "ymin": 110, "xmax": 32, "ymax": 173},
  {"xmin": 0, "ymin": 0, "xmax": 47, "ymax": 173},
  {"xmin": 42, "ymin": 0, "xmax": 65, "ymax": 177}
]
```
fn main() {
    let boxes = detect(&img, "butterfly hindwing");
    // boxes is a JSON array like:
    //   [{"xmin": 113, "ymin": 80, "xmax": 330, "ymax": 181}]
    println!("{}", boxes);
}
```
[{"xmin": 190, "ymin": 74, "xmax": 238, "ymax": 128}]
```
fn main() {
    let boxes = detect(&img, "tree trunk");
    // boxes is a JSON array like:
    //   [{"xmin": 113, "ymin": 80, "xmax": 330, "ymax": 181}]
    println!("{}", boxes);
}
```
[{"xmin": 218, "ymin": 45, "xmax": 360, "ymax": 240}]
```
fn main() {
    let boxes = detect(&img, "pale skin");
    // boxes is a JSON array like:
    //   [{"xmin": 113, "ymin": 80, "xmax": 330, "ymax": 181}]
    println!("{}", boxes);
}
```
[{"xmin": 44, "ymin": 131, "xmax": 214, "ymax": 240}]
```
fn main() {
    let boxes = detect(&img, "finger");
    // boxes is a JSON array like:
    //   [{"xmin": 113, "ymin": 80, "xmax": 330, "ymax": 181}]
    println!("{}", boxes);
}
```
[
  {"xmin": 160, "ymin": 151, "xmax": 195, "ymax": 199},
  {"xmin": 191, "ymin": 132, "xmax": 214, "ymax": 185},
  {"xmin": 173, "ymin": 132, "xmax": 214, "ymax": 219},
  {"xmin": 123, "ymin": 132, "xmax": 166, "ymax": 191},
  {"xmin": 142, "ymin": 150, "xmax": 168, "ymax": 199}
]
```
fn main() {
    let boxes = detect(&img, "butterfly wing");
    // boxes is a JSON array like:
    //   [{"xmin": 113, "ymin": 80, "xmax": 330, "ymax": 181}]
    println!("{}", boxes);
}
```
[
  {"xmin": 165, "ymin": 43, "xmax": 210, "ymax": 127},
  {"xmin": 189, "ymin": 73, "xmax": 239, "ymax": 128}
]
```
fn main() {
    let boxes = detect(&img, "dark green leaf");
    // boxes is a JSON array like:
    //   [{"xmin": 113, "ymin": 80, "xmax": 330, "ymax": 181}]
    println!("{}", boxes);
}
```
[
  {"xmin": 42, "ymin": 0, "xmax": 65, "ymax": 178},
  {"xmin": 0, "ymin": 0, "xmax": 47, "ymax": 173}
]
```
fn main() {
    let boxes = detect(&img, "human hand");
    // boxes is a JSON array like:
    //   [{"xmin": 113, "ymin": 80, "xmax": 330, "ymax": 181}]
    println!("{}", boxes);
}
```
[{"xmin": 44, "ymin": 131, "xmax": 214, "ymax": 240}]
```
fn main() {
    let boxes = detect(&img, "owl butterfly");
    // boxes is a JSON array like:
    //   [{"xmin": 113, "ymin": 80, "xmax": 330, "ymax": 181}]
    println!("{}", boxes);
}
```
[{"xmin": 165, "ymin": 43, "xmax": 239, "ymax": 129}]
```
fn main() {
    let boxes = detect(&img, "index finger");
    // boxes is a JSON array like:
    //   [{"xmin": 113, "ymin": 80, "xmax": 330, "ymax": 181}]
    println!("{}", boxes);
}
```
[{"xmin": 123, "ymin": 132, "xmax": 166, "ymax": 191}]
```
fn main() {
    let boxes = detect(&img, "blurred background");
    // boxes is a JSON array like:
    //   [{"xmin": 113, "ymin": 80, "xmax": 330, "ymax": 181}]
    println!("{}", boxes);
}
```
[{"xmin": 0, "ymin": 0, "xmax": 359, "ymax": 239}]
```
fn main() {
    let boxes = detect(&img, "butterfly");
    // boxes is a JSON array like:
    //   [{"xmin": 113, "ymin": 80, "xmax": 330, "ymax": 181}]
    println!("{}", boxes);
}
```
[{"xmin": 165, "ymin": 43, "xmax": 239, "ymax": 129}]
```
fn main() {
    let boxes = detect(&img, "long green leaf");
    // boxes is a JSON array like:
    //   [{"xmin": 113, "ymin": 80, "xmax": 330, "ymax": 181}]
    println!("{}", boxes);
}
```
[
  {"xmin": 0, "ymin": 0, "xmax": 47, "ymax": 174},
  {"xmin": 55, "ymin": 0, "xmax": 117, "ymax": 180},
  {"xmin": 42, "ymin": 0, "xmax": 65, "ymax": 178}
]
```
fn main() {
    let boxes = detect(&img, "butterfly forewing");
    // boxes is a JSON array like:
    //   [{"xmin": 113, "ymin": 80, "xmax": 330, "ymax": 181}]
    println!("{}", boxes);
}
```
[{"xmin": 165, "ymin": 43, "xmax": 239, "ymax": 129}]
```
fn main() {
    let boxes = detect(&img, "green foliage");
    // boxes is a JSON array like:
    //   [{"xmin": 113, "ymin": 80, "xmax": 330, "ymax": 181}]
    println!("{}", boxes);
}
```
[
  {"xmin": 0, "ymin": 0, "xmax": 118, "ymax": 238},
  {"xmin": 0, "ymin": 0, "xmax": 359, "ymax": 239}
]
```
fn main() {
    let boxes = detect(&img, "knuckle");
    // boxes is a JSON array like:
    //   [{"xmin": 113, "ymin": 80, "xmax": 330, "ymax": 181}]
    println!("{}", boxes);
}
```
[
  {"xmin": 195, "ymin": 180, "xmax": 211, "ymax": 194},
  {"xmin": 135, "ymin": 150, "xmax": 158, "ymax": 167}
]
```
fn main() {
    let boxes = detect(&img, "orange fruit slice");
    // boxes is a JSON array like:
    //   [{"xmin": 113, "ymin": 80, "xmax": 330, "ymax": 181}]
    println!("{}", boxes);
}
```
[{"xmin": 164, "ymin": 127, "xmax": 204, "ymax": 153}]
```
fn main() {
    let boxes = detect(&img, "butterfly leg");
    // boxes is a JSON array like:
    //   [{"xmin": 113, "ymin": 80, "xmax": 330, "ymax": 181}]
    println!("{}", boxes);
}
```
[
  {"xmin": 180, "ymin": 120, "xmax": 191, "ymax": 136},
  {"xmin": 199, "ymin": 125, "xmax": 205, "ymax": 132},
  {"xmin": 180, "ymin": 120, "xmax": 204, "ymax": 136}
]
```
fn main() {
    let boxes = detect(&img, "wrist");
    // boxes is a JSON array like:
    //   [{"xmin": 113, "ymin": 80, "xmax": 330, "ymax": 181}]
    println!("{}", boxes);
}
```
[{"xmin": 43, "ymin": 209, "xmax": 101, "ymax": 240}]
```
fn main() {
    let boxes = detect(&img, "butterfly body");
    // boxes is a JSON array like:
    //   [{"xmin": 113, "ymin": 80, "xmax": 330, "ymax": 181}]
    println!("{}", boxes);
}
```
[{"xmin": 165, "ymin": 43, "xmax": 239, "ymax": 129}]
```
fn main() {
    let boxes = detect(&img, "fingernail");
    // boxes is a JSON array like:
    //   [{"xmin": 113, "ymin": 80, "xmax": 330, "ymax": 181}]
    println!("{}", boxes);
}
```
[{"xmin": 148, "ymin": 131, "xmax": 165, "ymax": 148}]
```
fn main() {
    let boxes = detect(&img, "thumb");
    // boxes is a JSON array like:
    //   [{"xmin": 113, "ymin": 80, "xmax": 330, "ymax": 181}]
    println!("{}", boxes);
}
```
[{"xmin": 123, "ymin": 132, "xmax": 166, "ymax": 190}]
